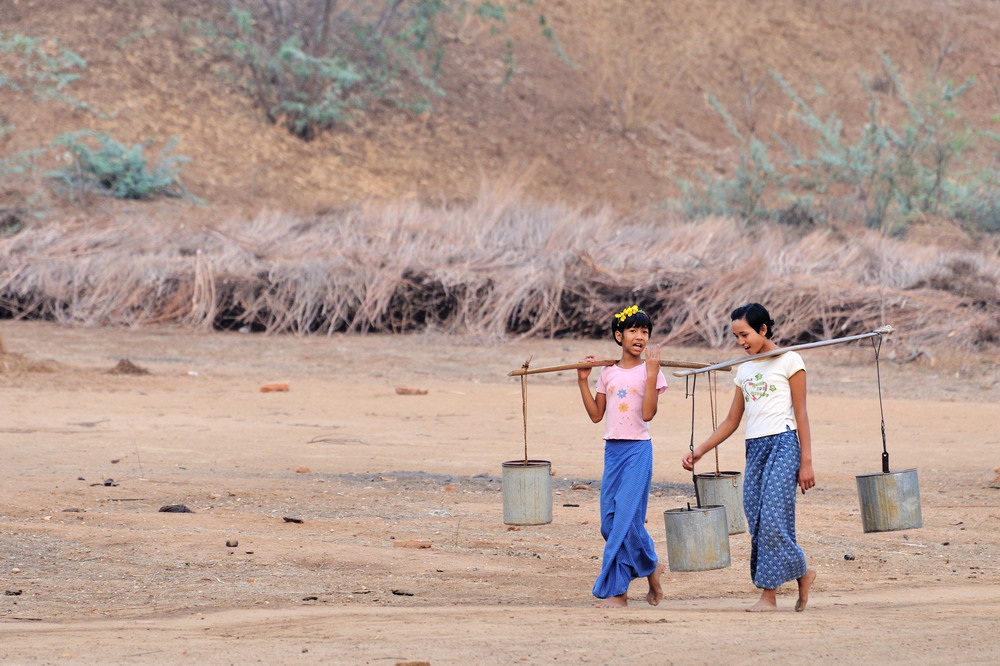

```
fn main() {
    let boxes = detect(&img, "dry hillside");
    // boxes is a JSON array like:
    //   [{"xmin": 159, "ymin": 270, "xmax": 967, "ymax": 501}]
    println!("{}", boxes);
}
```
[{"xmin": 5, "ymin": 0, "xmax": 1000, "ymax": 218}]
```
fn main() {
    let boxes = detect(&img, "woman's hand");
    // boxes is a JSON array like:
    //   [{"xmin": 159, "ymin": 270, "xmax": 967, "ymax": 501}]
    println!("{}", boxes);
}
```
[
  {"xmin": 577, "ymin": 355, "xmax": 597, "ymax": 381},
  {"xmin": 798, "ymin": 461, "xmax": 815, "ymax": 494},
  {"xmin": 681, "ymin": 449, "xmax": 702, "ymax": 471}
]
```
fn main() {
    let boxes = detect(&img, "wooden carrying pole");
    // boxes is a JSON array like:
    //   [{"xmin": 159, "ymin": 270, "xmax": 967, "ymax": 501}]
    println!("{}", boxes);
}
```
[
  {"xmin": 671, "ymin": 325, "xmax": 895, "ymax": 378},
  {"xmin": 509, "ymin": 358, "xmax": 729, "ymax": 377}
]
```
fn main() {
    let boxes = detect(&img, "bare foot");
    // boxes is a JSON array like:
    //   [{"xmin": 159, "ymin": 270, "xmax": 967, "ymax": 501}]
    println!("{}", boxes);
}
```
[
  {"xmin": 646, "ymin": 562, "xmax": 665, "ymax": 606},
  {"xmin": 746, "ymin": 589, "xmax": 778, "ymax": 612},
  {"xmin": 596, "ymin": 593, "xmax": 628, "ymax": 608},
  {"xmin": 795, "ymin": 569, "xmax": 816, "ymax": 612}
]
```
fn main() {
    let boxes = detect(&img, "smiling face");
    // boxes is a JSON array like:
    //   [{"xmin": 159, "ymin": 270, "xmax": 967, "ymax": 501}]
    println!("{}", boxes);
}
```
[
  {"xmin": 731, "ymin": 317, "xmax": 774, "ymax": 356},
  {"xmin": 616, "ymin": 325, "xmax": 649, "ymax": 359}
]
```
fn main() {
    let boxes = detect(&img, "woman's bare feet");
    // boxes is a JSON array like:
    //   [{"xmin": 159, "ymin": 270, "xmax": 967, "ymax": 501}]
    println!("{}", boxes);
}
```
[
  {"xmin": 746, "ymin": 589, "xmax": 778, "ymax": 612},
  {"xmin": 795, "ymin": 569, "xmax": 816, "ymax": 612},
  {"xmin": 596, "ymin": 593, "xmax": 628, "ymax": 608},
  {"xmin": 646, "ymin": 562, "xmax": 665, "ymax": 606}
]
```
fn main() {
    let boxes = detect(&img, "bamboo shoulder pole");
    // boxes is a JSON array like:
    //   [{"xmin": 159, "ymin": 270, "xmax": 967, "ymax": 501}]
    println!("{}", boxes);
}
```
[
  {"xmin": 671, "ymin": 325, "xmax": 895, "ymax": 378},
  {"xmin": 509, "ymin": 358, "xmax": 730, "ymax": 377}
]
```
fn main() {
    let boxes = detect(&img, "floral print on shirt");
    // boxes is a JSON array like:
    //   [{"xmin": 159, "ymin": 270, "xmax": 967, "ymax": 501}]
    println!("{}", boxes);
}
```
[{"xmin": 741, "ymin": 372, "xmax": 778, "ymax": 403}]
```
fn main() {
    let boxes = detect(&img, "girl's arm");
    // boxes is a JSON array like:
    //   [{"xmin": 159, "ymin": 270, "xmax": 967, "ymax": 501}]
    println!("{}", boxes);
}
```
[
  {"xmin": 681, "ymin": 387, "xmax": 744, "ymax": 470},
  {"xmin": 641, "ymin": 344, "xmax": 661, "ymax": 422},
  {"xmin": 578, "ymin": 357, "xmax": 607, "ymax": 423},
  {"xmin": 789, "ymin": 369, "xmax": 815, "ymax": 493}
]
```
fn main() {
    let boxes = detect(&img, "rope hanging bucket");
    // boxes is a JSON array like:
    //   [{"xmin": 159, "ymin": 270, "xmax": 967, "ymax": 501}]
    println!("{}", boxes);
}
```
[
  {"xmin": 854, "ymin": 334, "xmax": 922, "ymax": 532},
  {"xmin": 662, "ymin": 371, "xmax": 732, "ymax": 572},
  {"xmin": 692, "ymin": 371, "xmax": 746, "ymax": 535},
  {"xmin": 501, "ymin": 358, "xmax": 553, "ymax": 525}
]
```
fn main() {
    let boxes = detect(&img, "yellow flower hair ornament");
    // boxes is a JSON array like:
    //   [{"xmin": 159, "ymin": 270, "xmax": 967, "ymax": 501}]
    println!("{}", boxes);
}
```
[{"xmin": 614, "ymin": 305, "xmax": 640, "ymax": 322}]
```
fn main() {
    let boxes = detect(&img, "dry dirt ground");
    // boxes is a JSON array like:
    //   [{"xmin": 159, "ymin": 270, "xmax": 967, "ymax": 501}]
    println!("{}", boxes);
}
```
[{"xmin": 1, "ymin": 320, "xmax": 999, "ymax": 665}]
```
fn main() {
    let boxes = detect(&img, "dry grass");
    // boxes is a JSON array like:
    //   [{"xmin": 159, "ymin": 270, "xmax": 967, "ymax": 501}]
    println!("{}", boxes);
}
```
[{"xmin": 0, "ymin": 190, "xmax": 998, "ymax": 354}]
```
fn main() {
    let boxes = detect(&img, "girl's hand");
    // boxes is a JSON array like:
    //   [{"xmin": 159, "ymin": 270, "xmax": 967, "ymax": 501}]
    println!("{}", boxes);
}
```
[
  {"xmin": 681, "ymin": 449, "xmax": 702, "ymax": 471},
  {"xmin": 578, "ymin": 355, "xmax": 597, "ymax": 381},
  {"xmin": 798, "ymin": 462, "xmax": 815, "ymax": 494},
  {"xmin": 645, "ymin": 343, "xmax": 661, "ymax": 372}
]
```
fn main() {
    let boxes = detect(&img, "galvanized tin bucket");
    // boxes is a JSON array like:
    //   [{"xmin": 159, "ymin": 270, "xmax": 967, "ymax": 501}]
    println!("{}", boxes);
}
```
[
  {"xmin": 662, "ymin": 504, "xmax": 731, "ymax": 572},
  {"xmin": 694, "ymin": 471, "xmax": 746, "ymax": 535},
  {"xmin": 855, "ymin": 468, "xmax": 922, "ymax": 533},
  {"xmin": 502, "ymin": 460, "xmax": 552, "ymax": 525}
]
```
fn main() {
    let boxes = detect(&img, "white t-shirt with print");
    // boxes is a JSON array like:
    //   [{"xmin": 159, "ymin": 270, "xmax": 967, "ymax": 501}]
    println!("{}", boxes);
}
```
[
  {"xmin": 596, "ymin": 363, "xmax": 668, "ymax": 441},
  {"xmin": 734, "ymin": 351, "xmax": 806, "ymax": 439}
]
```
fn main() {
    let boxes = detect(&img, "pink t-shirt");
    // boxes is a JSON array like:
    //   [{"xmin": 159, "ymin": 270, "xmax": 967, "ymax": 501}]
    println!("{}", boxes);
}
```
[{"xmin": 595, "ymin": 363, "xmax": 668, "ymax": 440}]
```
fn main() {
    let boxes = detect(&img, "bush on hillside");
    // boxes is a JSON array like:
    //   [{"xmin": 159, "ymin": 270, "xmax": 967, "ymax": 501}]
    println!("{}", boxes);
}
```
[
  {"xmin": 775, "ymin": 57, "xmax": 977, "ymax": 234},
  {"xmin": 0, "ymin": 32, "xmax": 87, "ymax": 106},
  {"xmin": 50, "ymin": 131, "xmax": 193, "ymax": 201},
  {"xmin": 210, "ymin": 0, "xmax": 565, "ymax": 140},
  {"xmin": 675, "ymin": 95, "xmax": 792, "ymax": 224},
  {"xmin": 674, "ymin": 56, "xmax": 1000, "ymax": 236},
  {"xmin": 0, "ymin": 32, "xmax": 98, "ymax": 182}
]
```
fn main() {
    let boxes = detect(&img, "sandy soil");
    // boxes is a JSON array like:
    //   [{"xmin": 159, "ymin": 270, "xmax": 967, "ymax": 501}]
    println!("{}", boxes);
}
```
[{"xmin": 1, "ymin": 320, "xmax": 999, "ymax": 665}]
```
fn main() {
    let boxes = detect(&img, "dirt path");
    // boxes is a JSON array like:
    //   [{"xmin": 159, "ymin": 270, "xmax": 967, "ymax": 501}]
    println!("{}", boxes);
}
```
[{"xmin": 1, "ymin": 321, "xmax": 998, "ymax": 664}]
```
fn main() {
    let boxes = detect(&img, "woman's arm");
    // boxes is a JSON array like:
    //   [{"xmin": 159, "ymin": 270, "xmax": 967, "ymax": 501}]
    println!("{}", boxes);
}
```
[
  {"xmin": 682, "ymin": 387, "xmax": 744, "ymax": 470},
  {"xmin": 578, "ymin": 358, "xmax": 606, "ymax": 423},
  {"xmin": 641, "ymin": 344, "xmax": 661, "ymax": 422},
  {"xmin": 789, "ymin": 369, "xmax": 814, "ymax": 493}
]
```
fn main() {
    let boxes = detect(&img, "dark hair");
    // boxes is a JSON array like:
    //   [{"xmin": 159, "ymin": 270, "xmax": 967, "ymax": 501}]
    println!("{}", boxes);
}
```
[
  {"xmin": 611, "ymin": 305, "xmax": 653, "ymax": 346},
  {"xmin": 730, "ymin": 302, "xmax": 775, "ymax": 339}
]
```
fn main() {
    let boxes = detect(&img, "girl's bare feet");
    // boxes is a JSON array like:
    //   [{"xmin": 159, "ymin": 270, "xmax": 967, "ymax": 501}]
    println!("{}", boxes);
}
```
[
  {"xmin": 795, "ymin": 569, "xmax": 816, "ymax": 612},
  {"xmin": 596, "ymin": 593, "xmax": 628, "ymax": 608},
  {"xmin": 646, "ymin": 562, "xmax": 665, "ymax": 606},
  {"xmin": 746, "ymin": 589, "xmax": 778, "ymax": 612}
]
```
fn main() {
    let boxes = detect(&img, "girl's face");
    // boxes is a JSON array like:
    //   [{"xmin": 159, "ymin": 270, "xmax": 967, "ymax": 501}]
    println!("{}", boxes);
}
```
[
  {"xmin": 731, "ymin": 318, "xmax": 769, "ymax": 355},
  {"xmin": 617, "ymin": 325, "xmax": 649, "ymax": 358}
]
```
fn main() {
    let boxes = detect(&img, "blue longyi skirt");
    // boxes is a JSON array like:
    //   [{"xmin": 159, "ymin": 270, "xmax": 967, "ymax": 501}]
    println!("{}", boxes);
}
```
[
  {"xmin": 744, "ymin": 427, "xmax": 807, "ymax": 590},
  {"xmin": 592, "ymin": 439, "xmax": 658, "ymax": 599}
]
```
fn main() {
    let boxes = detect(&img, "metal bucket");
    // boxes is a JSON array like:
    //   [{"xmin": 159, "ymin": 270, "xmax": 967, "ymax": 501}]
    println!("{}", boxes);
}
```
[
  {"xmin": 694, "ymin": 471, "xmax": 746, "ymax": 535},
  {"xmin": 662, "ymin": 504, "xmax": 731, "ymax": 572},
  {"xmin": 502, "ymin": 460, "xmax": 552, "ymax": 525},
  {"xmin": 856, "ymin": 468, "xmax": 922, "ymax": 533}
]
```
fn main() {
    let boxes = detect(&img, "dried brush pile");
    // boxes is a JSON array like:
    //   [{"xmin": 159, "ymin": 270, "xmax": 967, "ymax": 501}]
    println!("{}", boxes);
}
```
[{"xmin": 1, "ymin": 194, "xmax": 998, "ymax": 353}]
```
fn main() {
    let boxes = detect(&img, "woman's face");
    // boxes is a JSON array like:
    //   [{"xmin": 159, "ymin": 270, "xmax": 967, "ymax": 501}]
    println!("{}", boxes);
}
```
[{"xmin": 731, "ymin": 318, "xmax": 768, "ymax": 355}]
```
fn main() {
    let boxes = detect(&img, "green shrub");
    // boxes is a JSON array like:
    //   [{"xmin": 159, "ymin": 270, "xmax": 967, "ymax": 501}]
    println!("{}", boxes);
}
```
[
  {"xmin": 0, "ymin": 32, "xmax": 84, "ymax": 96},
  {"xmin": 212, "ymin": 0, "xmax": 564, "ymax": 140},
  {"xmin": 946, "ymin": 170, "xmax": 1000, "ymax": 234},
  {"xmin": 673, "ymin": 56, "xmax": 1000, "ymax": 236},
  {"xmin": 50, "ymin": 131, "xmax": 193, "ymax": 200},
  {"xmin": 0, "ymin": 32, "xmax": 103, "ymax": 115},
  {"xmin": 0, "ymin": 148, "xmax": 44, "ymax": 179},
  {"xmin": 673, "ymin": 95, "xmax": 791, "ymax": 224},
  {"xmin": 1, "ymin": 32, "xmax": 103, "ymax": 182},
  {"xmin": 774, "ymin": 56, "xmax": 976, "ymax": 234}
]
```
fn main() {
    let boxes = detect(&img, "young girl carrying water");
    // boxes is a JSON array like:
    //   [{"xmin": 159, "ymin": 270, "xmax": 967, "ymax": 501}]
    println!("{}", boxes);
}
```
[
  {"xmin": 682, "ymin": 303, "xmax": 817, "ymax": 612},
  {"xmin": 577, "ymin": 305, "xmax": 667, "ymax": 608}
]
